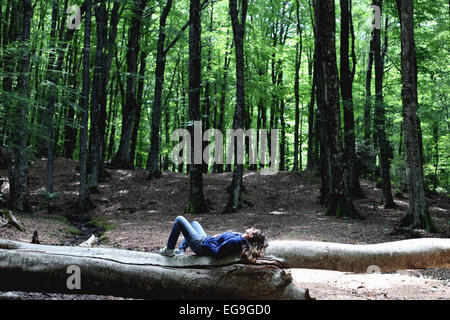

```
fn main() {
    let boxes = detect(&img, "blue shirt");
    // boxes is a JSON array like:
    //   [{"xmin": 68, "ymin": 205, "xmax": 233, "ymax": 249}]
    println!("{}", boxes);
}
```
[{"xmin": 202, "ymin": 232, "xmax": 247, "ymax": 257}]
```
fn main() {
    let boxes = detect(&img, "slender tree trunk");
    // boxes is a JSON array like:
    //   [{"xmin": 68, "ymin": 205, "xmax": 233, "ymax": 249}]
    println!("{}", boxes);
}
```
[
  {"xmin": 147, "ymin": 0, "xmax": 173, "ymax": 179},
  {"xmin": 202, "ymin": 2, "xmax": 214, "ymax": 174},
  {"xmin": 112, "ymin": 0, "xmax": 147, "ymax": 169},
  {"xmin": 63, "ymin": 22, "xmax": 83, "ymax": 159},
  {"xmin": 306, "ymin": 60, "xmax": 316, "ymax": 172},
  {"xmin": 107, "ymin": 83, "xmax": 118, "ymax": 161},
  {"xmin": 432, "ymin": 122, "xmax": 439, "ymax": 192},
  {"xmin": 63, "ymin": 41, "xmax": 79, "ymax": 159},
  {"xmin": 130, "ymin": 50, "xmax": 148, "ymax": 166},
  {"xmin": 396, "ymin": 0, "xmax": 437, "ymax": 232},
  {"xmin": 214, "ymin": 37, "xmax": 232, "ymax": 173},
  {"xmin": 98, "ymin": 1, "xmax": 121, "ymax": 177},
  {"xmin": 225, "ymin": 0, "xmax": 248, "ymax": 213},
  {"xmin": 306, "ymin": 0, "xmax": 317, "ymax": 172},
  {"xmin": 89, "ymin": 0, "xmax": 107, "ymax": 193},
  {"xmin": 8, "ymin": 0, "xmax": 32, "ymax": 212},
  {"xmin": 340, "ymin": 0, "xmax": 363, "ymax": 198},
  {"xmin": 162, "ymin": 56, "xmax": 180, "ymax": 171},
  {"xmin": 44, "ymin": 0, "xmax": 59, "ymax": 194},
  {"xmin": 76, "ymin": 0, "xmax": 93, "ymax": 214},
  {"xmin": 0, "ymin": 0, "xmax": 14, "ymax": 147},
  {"xmin": 186, "ymin": 0, "xmax": 209, "ymax": 214},
  {"xmin": 293, "ymin": 0, "xmax": 302, "ymax": 172},
  {"xmin": 373, "ymin": 0, "xmax": 395, "ymax": 208},
  {"xmin": 363, "ymin": 31, "xmax": 376, "ymax": 179}
]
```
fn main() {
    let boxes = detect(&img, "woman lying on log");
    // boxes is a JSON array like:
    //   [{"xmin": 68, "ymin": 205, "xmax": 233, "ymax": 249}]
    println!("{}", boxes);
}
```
[{"xmin": 159, "ymin": 216, "xmax": 268, "ymax": 262}]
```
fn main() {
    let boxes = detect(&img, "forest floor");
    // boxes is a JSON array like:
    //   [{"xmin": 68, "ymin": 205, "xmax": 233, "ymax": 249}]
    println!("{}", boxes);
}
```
[{"xmin": 0, "ymin": 157, "xmax": 449, "ymax": 300}]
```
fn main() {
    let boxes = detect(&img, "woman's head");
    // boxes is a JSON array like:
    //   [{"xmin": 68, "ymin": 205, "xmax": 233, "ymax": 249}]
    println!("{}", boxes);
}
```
[{"xmin": 241, "ymin": 227, "xmax": 268, "ymax": 262}]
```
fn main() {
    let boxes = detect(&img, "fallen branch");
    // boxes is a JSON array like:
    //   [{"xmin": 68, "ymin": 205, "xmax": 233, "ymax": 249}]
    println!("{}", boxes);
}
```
[
  {"xmin": 0, "ymin": 210, "xmax": 26, "ymax": 232},
  {"xmin": 265, "ymin": 238, "xmax": 450, "ymax": 273},
  {"xmin": 78, "ymin": 234, "xmax": 97, "ymax": 247},
  {"xmin": 0, "ymin": 238, "xmax": 309, "ymax": 300}
]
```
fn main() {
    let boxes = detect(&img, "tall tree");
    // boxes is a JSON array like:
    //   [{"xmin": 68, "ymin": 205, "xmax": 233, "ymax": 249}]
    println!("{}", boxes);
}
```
[
  {"xmin": 112, "ymin": 0, "xmax": 147, "ymax": 169},
  {"xmin": 147, "ymin": 0, "xmax": 174, "ymax": 179},
  {"xmin": 225, "ymin": 0, "xmax": 248, "ymax": 213},
  {"xmin": 396, "ymin": 0, "xmax": 437, "ymax": 232},
  {"xmin": 44, "ymin": 0, "xmax": 59, "ymax": 194},
  {"xmin": 306, "ymin": 0, "xmax": 317, "ymax": 172},
  {"xmin": 363, "ymin": 30, "xmax": 376, "ymax": 178},
  {"xmin": 340, "ymin": 0, "xmax": 362, "ymax": 197},
  {"xmin": 98, "ymin": 1, "xmax": 121, "ymax": 173},
  {"xmin": 186, "ymin": 0, "xmax": 209, "ymax": 214},
  {"xmin": 89, "ymin": 0, "xmax": 107, "ymax": 193},
  {"xmin": 213, "ymin": 36, "xmax": 232, "ymax": 173},
  {"xmin": 8, "ymin": 0, "xmax": 32, "ymax": 212},
  {"xmin": 293, "ymin": 0, "xmax": 303, "ymax": 171},
  {"xmin": 76, "ymin": 0, "xmax": 93, "ymax": 213},
  {"xmin": 314, "ymin": 0, "xmax": 359, "ymax": 219},
  {"xmin": 373, "ymin": 0, "xmax": 395, "ymax": 208}
]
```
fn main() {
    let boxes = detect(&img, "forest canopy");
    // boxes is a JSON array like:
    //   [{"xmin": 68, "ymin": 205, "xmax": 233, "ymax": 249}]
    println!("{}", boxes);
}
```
[{"xmin": 0, "ymin": 0, "xmax": 448, "ymax": 231}]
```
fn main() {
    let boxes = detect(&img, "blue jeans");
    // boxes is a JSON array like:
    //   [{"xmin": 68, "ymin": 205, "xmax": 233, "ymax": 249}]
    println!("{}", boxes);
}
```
[{"xmin": 167, "ymin": 216, "xmax": 208, "ymax": 255}]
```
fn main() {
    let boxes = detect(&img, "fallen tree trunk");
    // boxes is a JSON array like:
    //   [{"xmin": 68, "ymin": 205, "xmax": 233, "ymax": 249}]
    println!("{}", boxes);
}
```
[
  {"xmin": 1, "ymin": 238, "xmax": 448, "ymax": 299},
  {"xmin": 0, "ymin": 239, "xmax": 309, "ymax": 300},
  {"xmin": 266, "ymin": 238, "xmax": 450, "ymax": 273}
]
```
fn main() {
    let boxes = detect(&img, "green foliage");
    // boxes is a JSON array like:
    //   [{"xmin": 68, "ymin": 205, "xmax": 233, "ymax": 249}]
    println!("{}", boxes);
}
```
[
  {"xmin": 85, "ymin": 218, "xmax": 117, "ymax": 232},
  {"xmin": 0, "ymin": 0, "xmax": 448, "ymax": 200}
]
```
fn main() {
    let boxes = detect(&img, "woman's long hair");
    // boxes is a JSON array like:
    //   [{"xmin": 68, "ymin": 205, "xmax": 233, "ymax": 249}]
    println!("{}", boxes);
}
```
[{"xmin": 240, "ymin": 229, "xmax": 268, "ymax": 263}]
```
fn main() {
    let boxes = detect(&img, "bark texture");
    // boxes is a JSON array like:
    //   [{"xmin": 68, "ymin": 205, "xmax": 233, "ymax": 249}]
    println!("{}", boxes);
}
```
[
  {"xmin": 147, "ymin": 0, "xmax": 173, "ymax": 180},
  {"xmin": 373, "ymin": 0, "xmax": 395, "ymax": 209},
  {"xmin": 225, "ymin": 0, "xmax": 248, "ymax": 213},
  {"xmin": 76, "ymin": 0, "xmax": 92, "ymax": 213},
  {"xmin": 266, "ymin": 238, "xmax": 450, "ymax": 272},
  {"xmin": 314, "ymin": 0, "xmax": 359, "ymax": 219},
  {"xmin": 112, "ymin": 0, "xmax": 147, "ymax": 169},
  {"xmin": 396, "ymin": 0, "xmax": 437, "ymax": 232},
  {"xmin": 0, "ymin": 239, "xmax": 309, "ymax": 300},
  {"xmin": 186, "ymin": 0, "xmax": 209, "ymax": 214}
]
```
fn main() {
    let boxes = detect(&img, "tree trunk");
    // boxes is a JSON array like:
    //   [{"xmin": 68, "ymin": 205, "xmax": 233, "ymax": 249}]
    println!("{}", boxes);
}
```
[
  {"xmin": 214, "ymin": 37, "xmax": 232, "ymax": 173},
  {"xmin": 63, "ymin": 24, "xmax": 83, "ymax": 159},
  {"xmin": 293, "ymin": 0, "xmax": 302, "ymax": 172},
  {"xmin": 112, "ymin": 0, "xmax": 147, "ymax": 169},
  {"xmin": 202, "ymin": 2, "xmax": 214, "ymax": 174},
  {"xmin": 186, "ymin": 0, "xmax": 209, "ymax": 214},
  {"xmin": 130, "ymin": 50, "xmax": 148, "ymax": 166},
  {"xmin": 147, "ymin": 0, "xmax": 173, "ymax": 179},
  {"xmin": 8, "ymin": 0, "xmax": 32, "ymax": 212},
  {"xmin": 396, "ymin": 0, "xmax": 437, "ymax": 232},
  {"xmin": 0, "ymin": 239, "xmax": 309, "ymax": 300},
  {"xmin": 1, "ymin": 238, "xmax": 448, "ymax": 298},
  {"xmin": 340, "ymin": 0, "xmax": 363, "ymax": 198},
  {"xmin": 89, "ymin": 0, "xmax": 107, "ymax": 193},
  {"xmin": 314, "ymin": 0, "xmax": 359, "ymax": 219},
  {"xmin": 373, "ymin": 0, "xmax": 395, "ymax": 209},
  {"xmin": 363, "ymin": 31, "xmax": 376, "ymax": 179},
  {"xmin": 44, "ymin": 0, "xmax": 59, "ymax": 194},
  {"xmin": 266, "ymin": 238, "xmax": 450, "ymax": 272},
  {"xmin": 98, "ymin": 1, "xmax": 121, "ymax": 173},
  {"xmin": 225, "ymin": 0, "xmax": 248, "ymax": 213},
  {"xmin": 306, "ymin": 56, "xmax": 316, "ymax": 172},
  {"xmin": 76, "ymin": 0, "xmax": 93, "ymax": 214}
]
